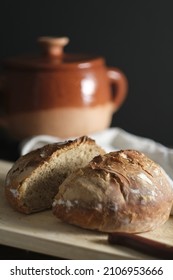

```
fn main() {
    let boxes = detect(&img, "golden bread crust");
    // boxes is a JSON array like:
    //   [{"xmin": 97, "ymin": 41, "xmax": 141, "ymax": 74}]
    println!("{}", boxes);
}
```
[{"xmin": 53, "ymin": 150, "xmax": 173, "ymax": 233}]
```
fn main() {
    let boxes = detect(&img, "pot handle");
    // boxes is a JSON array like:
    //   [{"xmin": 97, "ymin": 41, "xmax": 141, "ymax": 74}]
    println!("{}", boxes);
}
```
[
  {"xmin": 0, "ymin": 75, "xmax": 7, "ymax": 127},
  {"xmin": 107, "ymin": 67, "xmax": 128, "ymax": 112}
]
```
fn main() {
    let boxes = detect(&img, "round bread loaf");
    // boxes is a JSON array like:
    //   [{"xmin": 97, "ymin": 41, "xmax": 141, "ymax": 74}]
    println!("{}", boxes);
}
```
[
  {"xmin": 53, "ymin": 150, "xmax": 173, "ymax": 233},
  {"xmin": 5, "ymin": 136, "xmax": 105, "ymax": 214}
]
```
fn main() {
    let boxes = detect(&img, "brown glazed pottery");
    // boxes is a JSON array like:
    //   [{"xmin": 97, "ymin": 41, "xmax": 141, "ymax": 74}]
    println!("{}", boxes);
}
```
[{"xmin": 0, "ymin": 37, "xmax": 128, "ymax": 139}]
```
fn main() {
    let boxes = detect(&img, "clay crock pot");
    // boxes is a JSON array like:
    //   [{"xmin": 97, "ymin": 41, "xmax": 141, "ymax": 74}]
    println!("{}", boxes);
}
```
[{"xmin": 0, "ymin": 37, "xmax": 128, "ymax": 139}]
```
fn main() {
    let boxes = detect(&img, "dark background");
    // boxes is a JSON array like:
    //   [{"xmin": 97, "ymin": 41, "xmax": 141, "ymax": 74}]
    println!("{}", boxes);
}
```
[{"xmin": 1, "ymin": 0, "xmax": 173, "ymax": 147}]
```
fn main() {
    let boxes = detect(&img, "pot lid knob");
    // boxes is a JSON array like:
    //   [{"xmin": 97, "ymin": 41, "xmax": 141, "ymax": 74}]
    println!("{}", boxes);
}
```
[{"xmin": 37, "ymin": 36, "xmax": 69, "ymax": 57}]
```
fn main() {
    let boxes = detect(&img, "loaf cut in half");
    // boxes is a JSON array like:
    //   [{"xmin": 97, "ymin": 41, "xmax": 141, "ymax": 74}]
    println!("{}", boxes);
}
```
[
  {"xmin": 5, "ymin": 136, "xmax": 105, "ymax": 214},
  {"xmin": 53, "ymin": 150, "xmax": 173, "ymax": 233}
]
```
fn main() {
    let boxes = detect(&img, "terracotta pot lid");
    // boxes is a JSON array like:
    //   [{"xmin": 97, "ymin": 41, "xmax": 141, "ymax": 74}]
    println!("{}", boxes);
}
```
[{"xmin": 2, "ymin": 37, "xmax": 104, "ymax": 70}]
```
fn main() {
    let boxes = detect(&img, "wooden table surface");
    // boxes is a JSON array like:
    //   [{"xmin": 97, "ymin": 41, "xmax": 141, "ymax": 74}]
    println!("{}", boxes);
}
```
[{"xmin": 0, "ymin": 158, "xmax": 173, "ymax": 260}]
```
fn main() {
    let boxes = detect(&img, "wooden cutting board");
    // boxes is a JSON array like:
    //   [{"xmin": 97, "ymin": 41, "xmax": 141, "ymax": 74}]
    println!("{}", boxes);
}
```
[{"xmin": 0, "ymin": 160, "xmax": 173, "ymax": 260}]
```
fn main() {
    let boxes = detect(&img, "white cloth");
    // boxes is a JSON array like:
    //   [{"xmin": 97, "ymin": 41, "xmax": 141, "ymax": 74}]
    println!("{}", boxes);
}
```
[{"xmin": 20, "ymin": 127, "xmax": 173, "ymax": 181}]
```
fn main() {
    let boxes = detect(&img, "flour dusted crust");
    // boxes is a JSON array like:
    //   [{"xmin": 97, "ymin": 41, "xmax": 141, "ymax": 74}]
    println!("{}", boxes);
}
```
[
  {"xmin": 5, "ymin": 136, "xmax": 105, "ymax": 214},
  {"xmin": 53, "ymin": 150, "xmax": 173, "ymax": 233}
]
